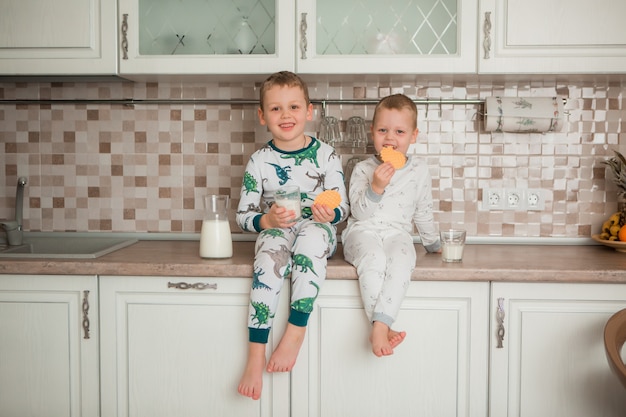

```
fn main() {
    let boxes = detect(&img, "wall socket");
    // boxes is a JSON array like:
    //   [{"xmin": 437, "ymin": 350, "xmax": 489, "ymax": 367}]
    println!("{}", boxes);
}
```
[{"xmin": 482, "ymin": 188, "xmax": 544, "ymax": 211}]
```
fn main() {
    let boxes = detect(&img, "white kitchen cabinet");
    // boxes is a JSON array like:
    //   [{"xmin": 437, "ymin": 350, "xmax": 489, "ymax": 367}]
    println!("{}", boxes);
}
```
[
  {"xmin": 292, "ymin": 280, "xmax": 489, "ymax": 417},
  {"xmin": 99, "ymin": 275, "xmax": 290, "ymax": 417},
  {"xmin": 0, "ymin": 274, "xmax": 99, "ymax": 417},
  {"xmin": 296, "ymin": 0, "xmax": 478, "ymax": 74},
  {"xmin": 490, "ymin": 282, "xmax": 626, "ymax": 417},
  {"xmin": 117, "ymin": 0, "xmax": 295, "ymax": 77},
  {"xmin": 478, "ymin": 0, "xmax": 626, "ymax": 74},
  {"xmin": 0, "ymin": 0, "xmax": 117, "ymax": 75}
]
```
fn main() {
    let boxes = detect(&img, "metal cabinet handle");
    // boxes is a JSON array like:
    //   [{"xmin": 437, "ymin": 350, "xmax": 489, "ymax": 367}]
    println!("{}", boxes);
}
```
[
  {"xmin": 121, "ymin": 14, "xmax": 129, "ymax": 60},
  {"xmin": 483, "ymin": 12, "xmax": 492, "ymax": 59},
  {"xmin": 167, "ymin": 281, "xmax": 218, "ymax": 290},
  {"xmin": 496, "ymin": 297, "xmax": 505, "ymax": 348},
  {"xmin": 82, "ymin": 290, "xmax": 90, "ymax": 339},
  {"xmin": 300, "ymin": 12, "xmax": 308, "ymax": 60}
]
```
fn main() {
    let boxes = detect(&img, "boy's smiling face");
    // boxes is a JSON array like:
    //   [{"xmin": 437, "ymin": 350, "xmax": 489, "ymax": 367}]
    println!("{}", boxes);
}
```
[
  {"xmin": 370, "ymin": 107, "xmax": 418, "ymax": 156},
  {"xmin": 258, "ymin": 85, "xmax": 313, "ymax": 151}
]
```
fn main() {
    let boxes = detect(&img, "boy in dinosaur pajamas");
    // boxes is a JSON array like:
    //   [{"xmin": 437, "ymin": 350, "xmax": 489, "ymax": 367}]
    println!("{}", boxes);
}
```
[
  {"xmin": 342, "ymin": 94, "xmax": 440, "ymax": 358},
  {"xmin": 236, "ymin": 71, "xmax": 349, "ymax": 400}
]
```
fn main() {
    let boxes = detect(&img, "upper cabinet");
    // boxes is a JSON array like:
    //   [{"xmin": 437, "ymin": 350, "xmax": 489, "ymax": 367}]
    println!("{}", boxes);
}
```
[
  {"xmin": 118, "ymin": 0, "xmax": 295, "ymax": 76},
  {"xmin": 478, "ymin": 0, "xmax": 626, "ymax": 74},
  {"xmin": 0, "ymin": 0, "xmax": 117, "ymax": 75},
  {"xmin": 296, "ymin": 0, "xmax": 478, "ymax": 74}
]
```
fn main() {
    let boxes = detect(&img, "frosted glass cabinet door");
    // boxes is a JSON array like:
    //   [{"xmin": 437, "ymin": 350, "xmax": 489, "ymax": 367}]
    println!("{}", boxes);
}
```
[
  {"xmin": 296, "ymin": 0, "xmax": 477, "ymax": 74},
  {"xmin": 479, "ymin": 0, "xmax": 626, "ymax": 73},
  {"xmin": 118, "ymin": 0, "xmax": 295, "ymax": 75}
]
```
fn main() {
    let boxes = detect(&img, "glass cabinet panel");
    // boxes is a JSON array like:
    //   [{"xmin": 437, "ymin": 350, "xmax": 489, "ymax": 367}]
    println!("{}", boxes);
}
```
[
  {"xmin": 316, "ymin": 0, "xmax": 458, "ymax": 56},
  {"xmin": 137, "ymin": 0, "xmax": 276, "ymax": 55}
]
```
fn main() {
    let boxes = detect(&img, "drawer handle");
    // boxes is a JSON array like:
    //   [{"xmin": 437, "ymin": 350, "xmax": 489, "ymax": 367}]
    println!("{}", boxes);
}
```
[
  {"xmin": 82, "ymin": 290, "xmax": 90, "ymax": 340},
  {"xmin": 496, "ymin": 297, "xmax": 505, "ymax": 348},
  {"xmin": 483, "ymin": 12, "xmax": 492, "ymax": 59},
  {"xmin": 121, "ymin": 14, "xmax": 129, "ymax": 60},
  {"xmin": 167, "ymin": 281, "xmax": 218, "ymax": 291},
  {"xmin": 300, "ymin": 12, "xmax": 308, "ymax": 60}
]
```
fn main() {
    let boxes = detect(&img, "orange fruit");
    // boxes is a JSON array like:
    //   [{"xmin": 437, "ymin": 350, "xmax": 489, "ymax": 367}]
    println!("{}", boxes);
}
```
[
  {"xmin": 379, "ymin": 147, "xmax": 406, "ymax": 169},
  {"xmin": 314, "ymin": 190, "xmax": 341, "ymax": 209},
  {"xmin": 618, "ymin": 225, "xmax": 626, "ymax": 242}
]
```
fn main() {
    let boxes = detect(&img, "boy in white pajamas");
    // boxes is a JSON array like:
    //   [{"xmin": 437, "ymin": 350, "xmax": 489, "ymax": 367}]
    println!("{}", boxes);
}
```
[
  {"xmin": 342, "ymin": 94, "xmax": 440, "ymax": 357},
  {"xmin": 236, "ymin": 71, "xmax": 349, "ymax": 400}
]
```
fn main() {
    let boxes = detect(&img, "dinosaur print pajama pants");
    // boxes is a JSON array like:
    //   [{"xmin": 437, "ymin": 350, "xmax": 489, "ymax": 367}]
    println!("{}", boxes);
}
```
[{"xmin": 247, "ymin": 219, "xmax": 336, "ymax": 344}]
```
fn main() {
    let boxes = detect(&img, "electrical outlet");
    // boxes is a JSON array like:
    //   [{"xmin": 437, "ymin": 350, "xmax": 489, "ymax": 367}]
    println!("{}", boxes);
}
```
[
  {"xmin": 505, "ymin": 188, "xmax": 525, "ymax": 210},
  {"xmin": 482, "ymin": 188, "xmax": 504, "ymax": 210},
  {"xmin": 526, "ymin": 189, "xmax": 545, "ymax": 210}
]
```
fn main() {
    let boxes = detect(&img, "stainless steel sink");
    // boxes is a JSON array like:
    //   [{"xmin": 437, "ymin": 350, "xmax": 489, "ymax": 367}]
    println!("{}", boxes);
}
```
[{"xmin": 0, "ymin": 235, "xmax": 138, "ymax": 259}]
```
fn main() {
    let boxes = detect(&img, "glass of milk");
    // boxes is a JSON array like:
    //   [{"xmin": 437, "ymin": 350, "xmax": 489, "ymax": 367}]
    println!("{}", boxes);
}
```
[
  {"xmin": 440, "ymin": 229, "xmax": 466, "ymax": 262},
  {"xmin": 199, "ymin": 194, "xmax": 233, "ymax": 259},
  {"xmin": 274, "ymin": 185, "xmax": 301, "ymax": 221}
]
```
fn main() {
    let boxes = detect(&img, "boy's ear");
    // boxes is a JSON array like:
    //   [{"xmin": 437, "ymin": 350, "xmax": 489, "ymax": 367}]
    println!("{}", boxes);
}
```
[
  {"xmin": 306, "ymin": 103, "xmax": 313, "ymax": 121},
  {"xmin": 411, "ymin": 128, "xmax": 419, "ymax": 143},
  {"xmin": 258, "ymin": 107, "xmax": 267, "ymax": 126}
]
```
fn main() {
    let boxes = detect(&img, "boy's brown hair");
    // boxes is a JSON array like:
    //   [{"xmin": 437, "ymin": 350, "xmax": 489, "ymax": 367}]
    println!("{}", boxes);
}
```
[
  {"xmin": 259, "ymin": 71, "xmax": 311, "ymax": 110},
  {"xmin": 373, "ymin": 94, "xmax": 418, "ymax": 129}
]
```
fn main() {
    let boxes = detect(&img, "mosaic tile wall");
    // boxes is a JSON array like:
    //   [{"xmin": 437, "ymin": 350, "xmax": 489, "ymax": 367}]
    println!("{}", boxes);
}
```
[{"xmin": 0, "ymin": 77, "xmax": 624, "ymax": 238}]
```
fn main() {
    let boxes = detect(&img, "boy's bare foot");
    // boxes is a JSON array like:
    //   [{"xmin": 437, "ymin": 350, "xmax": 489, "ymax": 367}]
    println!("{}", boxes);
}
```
[
  {"xmin": 238, "ymin": 342, "xmax": 266, "ymax": 400},
  {"xmin": 267, "ymin": 323, "xmax": 306, "ymax": 372},
  {"xmin": 370, "ymin": 322, "xmax": 407, "ymax": 357},
  {"xmin": 371, "ymin": 321, "xmax": 394, "ymax": 356},
  {"xmin": 388, "ymin": 329, "xmax": 406, "ymax": 349}
]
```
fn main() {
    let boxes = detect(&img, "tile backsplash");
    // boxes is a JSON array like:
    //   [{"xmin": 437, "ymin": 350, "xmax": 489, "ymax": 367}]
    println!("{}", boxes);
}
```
[{"xmin": 0, "ymin": 76, "xmax": 624, "ymax": 238}]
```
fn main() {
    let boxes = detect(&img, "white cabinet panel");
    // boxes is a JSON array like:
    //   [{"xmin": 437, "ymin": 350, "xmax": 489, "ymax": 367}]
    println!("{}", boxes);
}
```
[
  {"xmin": 100, "ymin": 275, "xmax": 289, "ymax": 417},
  {"xmin": 479, "ymin": 0, "xmax": 626, "ymax": 73},
  {"xmin": 490, "ymin": 282, "xmax": 626, "ymax": 417},
  {"xmin": 0, "ymin": 0, "xmax": 116, "ymax": 75},
  {"xmin": 292, "ymin": 280, "xmax": 489, "ymax": 417},
  {"xmin": 0, "ymin": 274, "xmax": 99, "ymax": 417}
]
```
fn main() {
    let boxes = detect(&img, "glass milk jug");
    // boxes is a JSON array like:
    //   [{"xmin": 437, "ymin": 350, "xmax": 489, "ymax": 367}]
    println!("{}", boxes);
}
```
[{"xmin": 199, "ymin": 195, "xmax": 233, "ymax": 258}]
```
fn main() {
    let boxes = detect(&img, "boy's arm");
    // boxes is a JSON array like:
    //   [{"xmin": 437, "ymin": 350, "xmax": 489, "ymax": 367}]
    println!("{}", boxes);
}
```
[
  {"xmin": 236, "ymin": 157, "xmax": 264, "ymax": 233},
  {"xmin": 412, "ymin": 167, "xmax": 440, "ymax": 252},
  {"xmin": 348, "ymin": 161, "xmax": 382, "ymax": 221}
]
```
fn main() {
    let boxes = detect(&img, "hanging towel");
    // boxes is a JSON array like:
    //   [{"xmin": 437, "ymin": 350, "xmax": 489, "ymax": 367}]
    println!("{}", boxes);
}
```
[{"xmin": 484, "ymin": 96, "xmax": 564, "ymax": 133}]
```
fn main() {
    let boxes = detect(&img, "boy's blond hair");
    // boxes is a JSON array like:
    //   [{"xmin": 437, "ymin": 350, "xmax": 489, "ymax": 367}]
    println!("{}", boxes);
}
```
[
  {"xmin": 259, "ymin": 71, "xmax": 311, "ymax": 110},
  {"xmin": 373, "ymin": 94, "xmax": 418, "ymax": 130}
]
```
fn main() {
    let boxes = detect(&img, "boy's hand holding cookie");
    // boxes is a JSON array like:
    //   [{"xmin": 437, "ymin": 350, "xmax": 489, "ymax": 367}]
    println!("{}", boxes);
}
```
[{"xmin": 312, "ymin": 190, "xmax": 341, "ymax": 223}]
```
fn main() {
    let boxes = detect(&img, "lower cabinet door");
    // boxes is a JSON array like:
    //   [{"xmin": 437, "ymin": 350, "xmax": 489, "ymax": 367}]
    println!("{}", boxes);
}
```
[
  {"xmin": 291, "ymin": 280, "xmax": 490, "ymax": 417},
  {"xmin": 490, "ymin": 282, "xmax": 626, "ymax": 417},
  {"xmin": 0, "ymin": 274, "xmax": 99, "ymax": 417},
  {"xmin": 99, "ymin": 275, "xmax": 289, "ymax": 417}
]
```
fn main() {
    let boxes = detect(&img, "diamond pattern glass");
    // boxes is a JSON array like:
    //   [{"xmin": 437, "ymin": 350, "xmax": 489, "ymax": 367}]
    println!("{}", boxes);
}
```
[
  {"xmin": 316, "ymin": 0, "xmax": 458, "ymax": 55},
  {"xmin": 138, "ymin": 0, "xmax": 276, "ymax": 55}
]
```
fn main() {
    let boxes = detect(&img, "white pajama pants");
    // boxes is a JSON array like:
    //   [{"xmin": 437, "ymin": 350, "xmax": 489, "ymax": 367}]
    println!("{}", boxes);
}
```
[{"xmin": 343, "ymin": 226, "xmax": 416, "ymax": 328}]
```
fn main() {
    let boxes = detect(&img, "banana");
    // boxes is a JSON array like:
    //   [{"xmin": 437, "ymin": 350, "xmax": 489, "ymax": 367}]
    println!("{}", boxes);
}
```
[{"xmin": 610, "ymin": 224, "xmax": 621, "ymax": 237}]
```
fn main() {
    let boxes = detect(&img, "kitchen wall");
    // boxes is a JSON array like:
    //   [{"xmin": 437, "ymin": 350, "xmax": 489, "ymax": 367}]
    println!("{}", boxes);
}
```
[{"xmin": 0, "ymin": 76, "xmax": 624, "ymax": 238}]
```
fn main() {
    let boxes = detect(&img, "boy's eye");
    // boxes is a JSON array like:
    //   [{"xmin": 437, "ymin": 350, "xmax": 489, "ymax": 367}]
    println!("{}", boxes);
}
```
[
  {"xmin": 291, "ymin": 105, "xmax": 299, "ymax": 110},
  {"xmin": 396, "ymin": 130, "xmax": 405, "ymax": 135},
  {"xmin": 270, "ymin": 106, "xmax": 280, "ymax": 111},
  {"xmin": 377, "ymin": 128, "xmax": 387, "ymax": 134}
]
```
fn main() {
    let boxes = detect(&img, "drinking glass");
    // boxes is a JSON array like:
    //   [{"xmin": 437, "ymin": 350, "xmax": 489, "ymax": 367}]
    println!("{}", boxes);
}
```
[
  {"xmin": 318, "ymin": 116, "xmax": 341, "ymax": 146},
  {"xmin": 346, "ymin": 116, "xmax": 368, "ymax": 148}
]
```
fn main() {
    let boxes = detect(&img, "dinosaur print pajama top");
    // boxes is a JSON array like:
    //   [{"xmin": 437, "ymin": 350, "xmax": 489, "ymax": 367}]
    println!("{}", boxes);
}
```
[
  {"xmin": 341, "ymin": 155, "xmax": 440, "ymax": 329},
  {"xmin": 236, "ymin": 137, "xmax": 349, "ymax": 344}
]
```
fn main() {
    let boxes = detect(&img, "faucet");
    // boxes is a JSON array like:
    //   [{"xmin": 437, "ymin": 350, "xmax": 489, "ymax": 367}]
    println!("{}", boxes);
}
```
[{"xmin": 1, "ymin": 176, "xmax": 28, "ymax": 245}]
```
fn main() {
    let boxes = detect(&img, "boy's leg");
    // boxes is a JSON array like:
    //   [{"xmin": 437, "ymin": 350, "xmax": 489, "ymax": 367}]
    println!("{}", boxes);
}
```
[
  {"xmin": 238, "ymin": 342, "xmax": 266, "ymax": 400},
  {"xmin": 239, "ymin": 228, "xmax": 296, "ymax": 397},
  {"xmin": 267, "ymin": 221, "xmax": 336, "ymax": 372}
]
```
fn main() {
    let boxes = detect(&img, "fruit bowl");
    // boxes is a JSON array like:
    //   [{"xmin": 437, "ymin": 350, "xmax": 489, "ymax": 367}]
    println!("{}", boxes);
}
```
[{"xmin": 592, "ymin": 234, "xmax": 626, "ymax": 253}]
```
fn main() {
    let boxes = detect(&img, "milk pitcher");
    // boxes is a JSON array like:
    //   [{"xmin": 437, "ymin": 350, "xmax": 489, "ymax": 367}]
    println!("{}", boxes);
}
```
[{"xmin": 199, "ymin": 195, "xmax": 233, "ymax": 258}]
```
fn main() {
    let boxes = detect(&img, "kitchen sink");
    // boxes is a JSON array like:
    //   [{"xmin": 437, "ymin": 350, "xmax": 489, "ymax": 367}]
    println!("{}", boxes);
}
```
[{"xmin": 0, "ymin": 235, "xmax": 138, "ymax": 259}]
